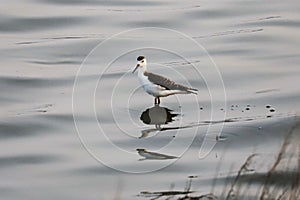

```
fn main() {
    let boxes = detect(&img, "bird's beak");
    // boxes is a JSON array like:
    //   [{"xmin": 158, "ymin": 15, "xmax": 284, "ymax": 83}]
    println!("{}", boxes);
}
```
[{"xmin": 132, "ymin": 64, "xmax": 139, "ymax": 74}]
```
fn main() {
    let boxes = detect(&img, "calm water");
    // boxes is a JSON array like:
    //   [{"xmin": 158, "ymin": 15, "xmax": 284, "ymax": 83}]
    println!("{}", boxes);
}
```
[{"xmin": 1, "ymin": 0, "xmax": 300, "ymax": 199}]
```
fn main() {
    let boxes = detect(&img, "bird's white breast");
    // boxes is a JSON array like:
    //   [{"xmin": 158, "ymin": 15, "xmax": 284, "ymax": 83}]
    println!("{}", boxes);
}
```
[{"xmin": 138, "ymin": 69, "xmax": 160, "ymax": 96}]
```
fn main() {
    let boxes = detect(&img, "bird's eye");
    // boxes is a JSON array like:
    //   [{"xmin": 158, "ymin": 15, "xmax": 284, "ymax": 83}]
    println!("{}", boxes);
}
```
[{"xmin": 141, "ymin": 60, "xmax": 144, "ymax": 63}]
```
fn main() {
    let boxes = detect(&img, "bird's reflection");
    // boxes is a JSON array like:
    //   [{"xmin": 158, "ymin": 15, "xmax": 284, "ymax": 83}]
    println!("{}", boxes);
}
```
[
  {"xmin": 140, "ymin": 105, "xmax": 178, "ymax": 128},
  {"xmin": 136, "ymin": 148, "xmax": 178, "ymax": 161},
  {"xmin": 139, "ymin": 105, "xmax": 178, "ymax": 138}
]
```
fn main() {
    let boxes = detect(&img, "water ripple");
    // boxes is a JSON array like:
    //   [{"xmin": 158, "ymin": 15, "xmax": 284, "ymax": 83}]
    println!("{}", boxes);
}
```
[
  {"xmin": 0, "ymin": 154, "xmax": 62, "ymax": 168},
  {"xmin": 0, "ymin": 16, "xmax": 91, "ymax": 33},
  {"xmin": 0, "ymin": 121, "xmax": 48, "ymax": 139}
]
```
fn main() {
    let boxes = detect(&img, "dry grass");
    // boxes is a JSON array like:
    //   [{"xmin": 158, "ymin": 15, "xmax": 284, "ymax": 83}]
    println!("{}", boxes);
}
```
[
  {"xmin": 259, "ymin": 121, "xmax": 300, "ymax": 200},
  {"xmin": 225, "ymin": 154, "xmax": 257, "ymax": 200},
  {"xmin": 138, "ymin": 119, "xmax": 300, "ymax": 200}
]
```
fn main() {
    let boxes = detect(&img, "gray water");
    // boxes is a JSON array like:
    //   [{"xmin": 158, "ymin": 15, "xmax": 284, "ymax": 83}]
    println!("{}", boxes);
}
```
[{"xmin": 1, "ymin": 0, "xmax": 300, "ymax": 199}]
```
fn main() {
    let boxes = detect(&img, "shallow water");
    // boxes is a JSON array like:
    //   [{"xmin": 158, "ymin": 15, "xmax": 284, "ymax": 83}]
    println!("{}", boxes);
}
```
[{"xmin": 1, "ymin": 0, "xmax": 300, "ymax": 199}]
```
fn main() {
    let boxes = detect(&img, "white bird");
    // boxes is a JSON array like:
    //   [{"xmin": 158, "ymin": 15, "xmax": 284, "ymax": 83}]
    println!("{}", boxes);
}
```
[{"xmin": 132, "ymin": 56, "xmax": 198, "ymax": 105}]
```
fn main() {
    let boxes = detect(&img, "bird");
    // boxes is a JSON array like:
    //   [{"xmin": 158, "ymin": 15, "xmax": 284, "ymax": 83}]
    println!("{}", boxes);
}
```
[{"xmin": 132, "ymin": 56, "xmax": 198, "ymax": 105}]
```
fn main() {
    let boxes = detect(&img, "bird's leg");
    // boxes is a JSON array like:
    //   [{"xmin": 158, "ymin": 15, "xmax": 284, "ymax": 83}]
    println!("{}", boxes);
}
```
[
  {"xmin": 155, "ymin": 124, "xmax": 161, "ymax": 130},
  {"xmin": 154, "ymin": 97, "xmax": 160, "ymax": 105}
]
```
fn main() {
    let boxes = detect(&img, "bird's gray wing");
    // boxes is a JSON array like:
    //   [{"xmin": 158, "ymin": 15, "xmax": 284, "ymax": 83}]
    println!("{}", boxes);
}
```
[{"xmin": 145, "ymin": 72, "xmax": 197, "ymax": 91}]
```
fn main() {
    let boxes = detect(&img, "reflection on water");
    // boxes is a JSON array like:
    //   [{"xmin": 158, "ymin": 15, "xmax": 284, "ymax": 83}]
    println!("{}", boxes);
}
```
[
  {"xmin": 140, "ymin": 105, "xmax": 178, "ymax": 128},
  {"xmin": 138, "ymin": 175, "xmax": 217, "ymax": 199},
  {"xmin": 136, "ymin": 148, "xmax": 178, "ymax": 161},
  {"xmin": 1, "ymin": 0, "xmax": 300, "ymax": 199},
  {"xmin": 139, "ymin": 104, "xmax": 198, "ymax": 138},
  {"xmin": 138, "ymin": 104, "xmax": 286, "ymax": 139},
  {"xmin": 139, "ymin": 105, "xmax": 178, "ymax": 138}
]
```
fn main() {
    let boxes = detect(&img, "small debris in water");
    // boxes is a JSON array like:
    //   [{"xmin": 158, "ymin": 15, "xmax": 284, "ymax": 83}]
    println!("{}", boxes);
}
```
[
  {"xmin": 269, "ymin": 108, "xmax": 275, "ymax": 112},
  {"xmin": 245, "ymin": 107, "xmax": 250, "ymax": 111},
  {"xmin": 200, "ymin": 107, "xmax": 203, "ymax": 110},
  {"xmin": 266, "ymin": 105, "xmax": 271, "ymax": 108},
  {"xmin": 216, "ymin": 135, "xmax": 227, "ymax": 141}
]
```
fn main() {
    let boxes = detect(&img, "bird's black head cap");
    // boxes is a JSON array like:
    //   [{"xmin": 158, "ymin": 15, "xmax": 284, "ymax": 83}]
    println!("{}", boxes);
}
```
[{"xmin": 137, "ymin": 56, "xmax": 145, "ymax": 61}]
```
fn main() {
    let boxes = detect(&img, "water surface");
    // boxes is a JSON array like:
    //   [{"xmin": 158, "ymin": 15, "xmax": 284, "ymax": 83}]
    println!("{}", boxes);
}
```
[{"xmin": 1, "ymin": 0, "xmax": 300, "ymax": 199}]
